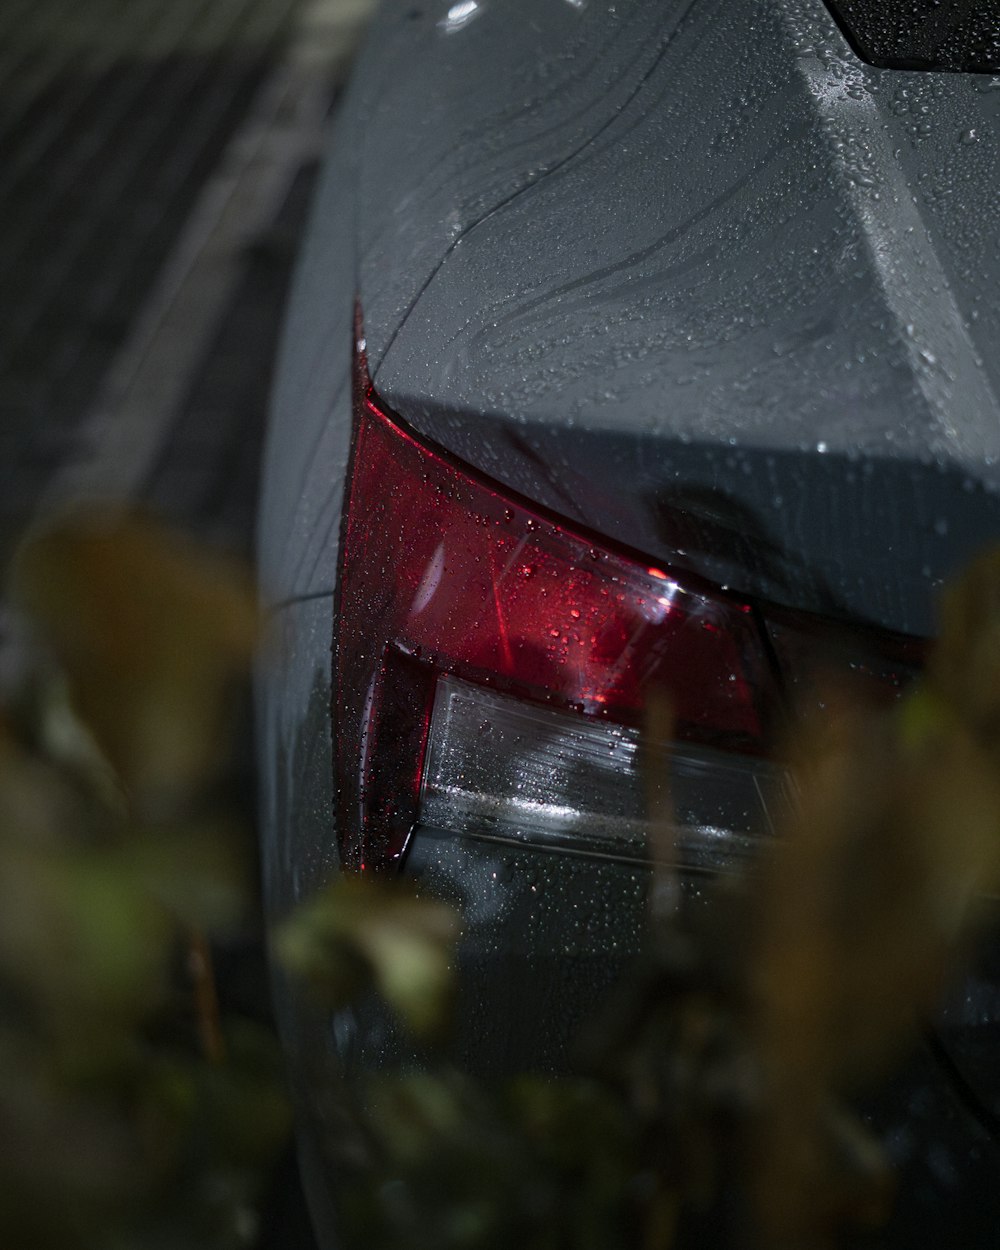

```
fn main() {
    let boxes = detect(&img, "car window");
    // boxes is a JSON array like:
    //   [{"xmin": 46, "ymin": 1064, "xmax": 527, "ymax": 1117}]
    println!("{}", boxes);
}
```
[{"xmin": 826, "ymin": 0, "xmax": 1000, "ymax": 73}]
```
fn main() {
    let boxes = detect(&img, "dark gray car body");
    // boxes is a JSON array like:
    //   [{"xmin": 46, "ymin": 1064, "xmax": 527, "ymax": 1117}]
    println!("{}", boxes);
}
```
[{"xmin": 256, "ymin": 0, "xmax": 1000, "ymax": 1243}]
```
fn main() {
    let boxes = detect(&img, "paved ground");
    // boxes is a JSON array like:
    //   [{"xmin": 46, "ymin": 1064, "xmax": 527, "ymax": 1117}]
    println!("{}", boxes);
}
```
[
  {"xmin": 2, "ymin": 0, "xmax": 286, "ymax": 559},
  {"xmin": 1, "ymin": 0, "xmax": 370, "ymax": 565},
  {"xmin": 0, "ymin": 2, "xmax": 374, "ymax": 1243}
]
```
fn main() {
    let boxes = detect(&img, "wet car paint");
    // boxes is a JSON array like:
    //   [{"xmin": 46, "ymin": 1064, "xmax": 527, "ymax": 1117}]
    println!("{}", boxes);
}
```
[
  {"xmin": 256, "ymin": 0, "xmax": 1000, "ymax": 1244},
  {"xmin": 261, "ymin": 0, "xmax": 1000, "ymax": 635}
]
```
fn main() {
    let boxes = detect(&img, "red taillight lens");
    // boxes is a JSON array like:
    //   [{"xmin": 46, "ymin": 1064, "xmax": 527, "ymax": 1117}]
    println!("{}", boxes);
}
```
[{"xmin": 334, "ymin": 341, "xmax": 783, "ymax": 871}]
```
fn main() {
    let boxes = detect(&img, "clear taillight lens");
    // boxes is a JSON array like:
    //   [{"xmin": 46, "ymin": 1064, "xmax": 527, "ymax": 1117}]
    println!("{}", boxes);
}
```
[
  {"xmin": 335, "ymin": 336, "xmax": 785, "ymax": 871},
  {"xmin": 420, "ymin": 675, "xmax": 788, "ymax": 872}
]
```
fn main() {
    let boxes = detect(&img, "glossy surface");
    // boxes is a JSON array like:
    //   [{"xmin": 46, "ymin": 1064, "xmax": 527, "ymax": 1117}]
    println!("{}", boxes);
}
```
[
  {"xmin": 367, "ymin": 0, "xmax": 1000, "ymax": 636},
  {"xmin": 254, "ymin": 0, "xmax": 1000, "ymax": 1242},
  {"xmin": 336, "ymin": 373, "xmax": 776, "ymax": 867},
  {"xmin": 260, "ymin": 0, "xmax": 1000, "ymax": 634},
  {"xmin": 826, "ymin": 0, "xmax": 1000, "ymax": 72},
  {"xmin": 421, "ymin": 674, "xmax": 782, "ymax": 869}
]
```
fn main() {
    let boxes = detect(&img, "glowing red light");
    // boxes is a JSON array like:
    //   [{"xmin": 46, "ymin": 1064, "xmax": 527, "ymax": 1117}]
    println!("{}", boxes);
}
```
[
  {"xmin": 331, "ymin": 313, "xmax": 929, "ymax": 873},
  {"xmin": 333, "ymin": 352, "xmax": 777, "ymax": 870},
  {"xmin": 344, "ymin": 392, "xmax": 769, "ymax": 726}
]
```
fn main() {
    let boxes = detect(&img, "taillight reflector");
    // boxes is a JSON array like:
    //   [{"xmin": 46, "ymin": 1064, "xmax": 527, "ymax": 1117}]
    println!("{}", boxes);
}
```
[{"xmin": 334, "ymin": 335, "xmax": 782, "ymax": 870}]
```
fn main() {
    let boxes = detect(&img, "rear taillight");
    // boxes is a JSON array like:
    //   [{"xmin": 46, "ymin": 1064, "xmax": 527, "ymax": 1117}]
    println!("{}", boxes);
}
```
[{"xmin": 334, "ymin": 326, "xmax": 924, "ymax": 872}]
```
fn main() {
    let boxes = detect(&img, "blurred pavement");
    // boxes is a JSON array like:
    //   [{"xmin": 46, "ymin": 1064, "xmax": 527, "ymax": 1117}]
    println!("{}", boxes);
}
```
[
  {"xmin": 0, "ymin": 2, "xmax": 375, "ymax": 1245},
  {"xmin": 0, "ymin": 0, "xmax": 372, "ymax": 566}
]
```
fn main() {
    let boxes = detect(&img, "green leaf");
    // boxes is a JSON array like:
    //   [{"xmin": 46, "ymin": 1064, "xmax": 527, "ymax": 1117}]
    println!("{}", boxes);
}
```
[
  {"xmin": 276, "ymin": 875, "xmax": 460, "ymax": 1041},
  {"xmin": 11, "ymin": 510, "xmax": 257, "ymax": 816}
]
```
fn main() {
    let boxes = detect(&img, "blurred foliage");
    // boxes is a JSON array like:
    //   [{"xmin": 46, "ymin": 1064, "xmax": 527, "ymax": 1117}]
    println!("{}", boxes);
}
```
[
  {"xmin": 278, "ymin": 874, "xmax": 460, "ymax": 1044},
  {"xmin": 328, "ymin": 1071, "xmax": 640, "ymax": 1250},
  {"xmin": 278, "ymin": 549, "xmax": 1000, "ymax": 1250},
  {"xmin": 9, "ymin": 509, "xmax": 1000, "ymax": 1250},
  {"xmin": 0, "ymin": 511, "xmax": 290, "ymax": 1250},
  {"xmin": 750, "ymin": 551, "xmax": 1000, "ymax": 1245}
]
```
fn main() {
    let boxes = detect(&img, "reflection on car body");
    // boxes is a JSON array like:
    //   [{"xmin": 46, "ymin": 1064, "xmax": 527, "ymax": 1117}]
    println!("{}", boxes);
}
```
[{"xmin": 256, "ymin": 0, "xmax": 1000, "ymax": 1244}]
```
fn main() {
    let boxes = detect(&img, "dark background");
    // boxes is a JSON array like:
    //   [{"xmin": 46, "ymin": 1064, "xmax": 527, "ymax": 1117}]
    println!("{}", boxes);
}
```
[
  {"xmin": 0, "ymin": 0, "xmax": 370, "ymax": 566},
  {"xmin": 0, "ymin": 2, "xmax": 373, "ymax": 1243}
]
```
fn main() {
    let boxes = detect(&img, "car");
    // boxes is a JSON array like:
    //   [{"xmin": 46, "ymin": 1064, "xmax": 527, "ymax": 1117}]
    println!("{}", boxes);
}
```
[{"xmin": 255, "ymin": 0, "xmax": 1000, "ymax": 1245}]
